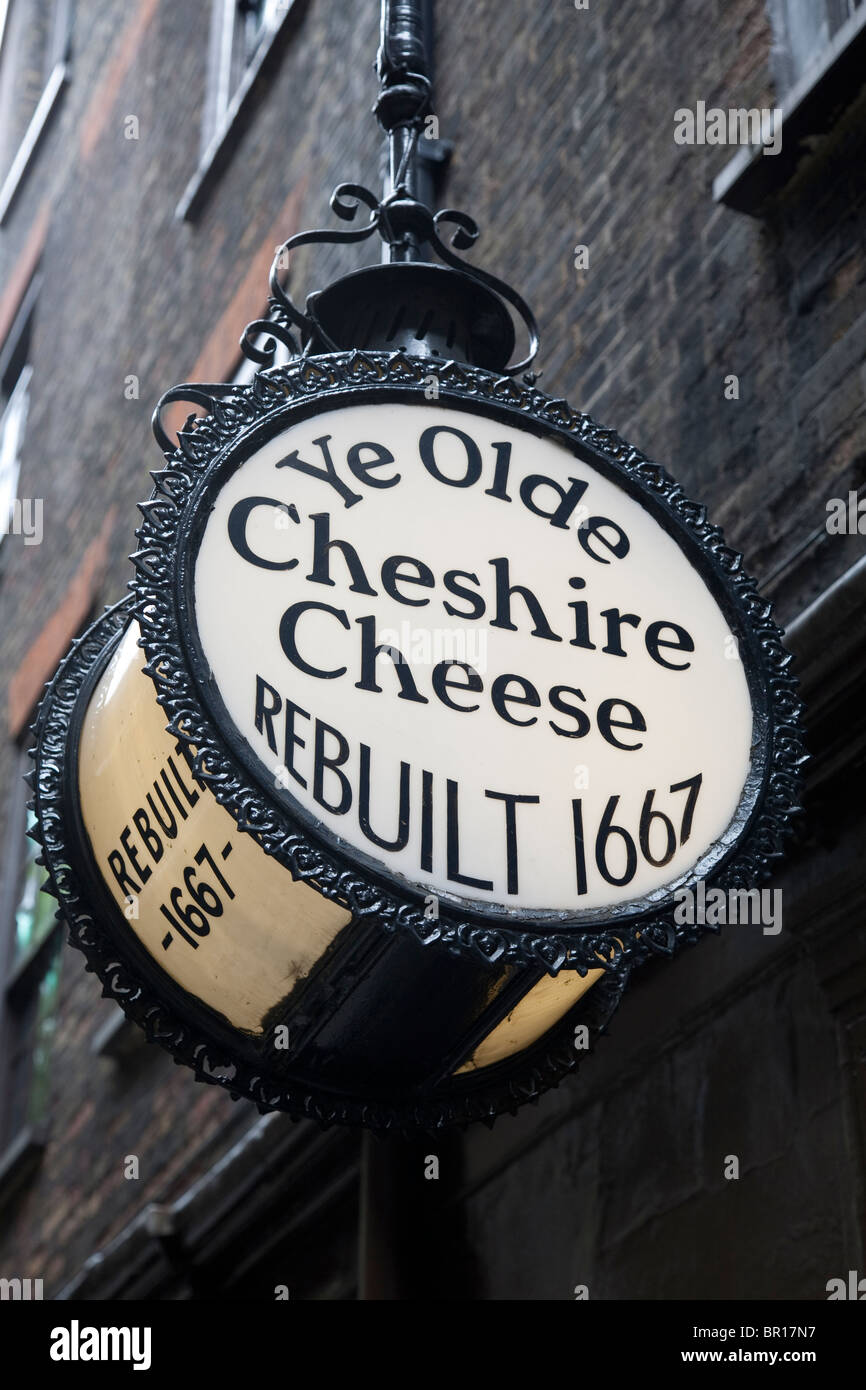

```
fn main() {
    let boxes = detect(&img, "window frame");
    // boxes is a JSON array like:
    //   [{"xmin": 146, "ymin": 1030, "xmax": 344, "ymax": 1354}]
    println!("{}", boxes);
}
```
[
  {"xmin": 0, "ymin": 364, "xmax": 32, "ymax": 550},
  {"xmin": 767, "ymin": 0, "xmax": 864, "ymax": 95},
  {"xmin": 202, "ymin": 0, "xmax": 284, "ymax": 156},
  {"xmin": 175, "ymin": 0, "xmax": 305, "ymax": 223},
  {"xmin": 0, "ymin": 0, "xmax": 74, "ymax": 225},
  {"xmin": 0, "ymin": 272, "xmax": 39, "ymax": 573},
  {"xmin": 713, "ymin": 0, "xmax": 866, "ymax": 212}
]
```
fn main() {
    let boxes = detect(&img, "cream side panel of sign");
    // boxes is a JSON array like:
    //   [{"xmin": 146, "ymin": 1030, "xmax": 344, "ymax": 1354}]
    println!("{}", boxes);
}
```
[
  {"xmin": 455, "ymin": 966, "xmax": 603, "ymax": 1074},
  {"xmin": 77, "ymin": 623, "xmax": 350, "ymax": 1033}
]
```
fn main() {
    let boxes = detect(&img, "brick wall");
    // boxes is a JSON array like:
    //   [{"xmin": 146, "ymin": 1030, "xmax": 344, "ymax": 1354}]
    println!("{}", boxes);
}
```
[{"xmin": 0, "ymin": 0, "xmax": 380, "ymax": 1294}]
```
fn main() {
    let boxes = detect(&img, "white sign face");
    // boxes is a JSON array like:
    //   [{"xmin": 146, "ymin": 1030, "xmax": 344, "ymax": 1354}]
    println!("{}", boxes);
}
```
[{"xmin": 193, "ymin": 402, "xmax": 753, "ymax": 914}]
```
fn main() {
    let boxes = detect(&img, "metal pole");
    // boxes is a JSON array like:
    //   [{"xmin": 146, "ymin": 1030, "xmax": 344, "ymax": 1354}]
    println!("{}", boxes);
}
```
[{"xmin": 375, "ymin": 0, "xmax": 435, "ymax": 261}]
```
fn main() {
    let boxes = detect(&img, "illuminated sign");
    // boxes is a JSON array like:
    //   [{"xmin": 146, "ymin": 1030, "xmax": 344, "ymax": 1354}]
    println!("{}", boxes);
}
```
[{"xmin": 31, "ymin": 353, "xmax": 802, "ymax": 1129}]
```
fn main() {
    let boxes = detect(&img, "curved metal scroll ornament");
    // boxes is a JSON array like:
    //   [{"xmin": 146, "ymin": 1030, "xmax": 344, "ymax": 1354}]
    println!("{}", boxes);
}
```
[
  {"xmin": 238, "ymin": 317, "xmax": 301, "ymax": 371},
  {"xmin": 266, "ymin": 182, "xmax": 385, "ymax": 351},
  {"xmin": 141, "ymin": 350, "xmax": 805, "ymax": 988},
  {"xmin": 222, "ymin": 177, "xmax": 540, "ymax": 383},
  {"xmin": 428, "ymin": 208, "xmax": 539, "ymax": 377}
]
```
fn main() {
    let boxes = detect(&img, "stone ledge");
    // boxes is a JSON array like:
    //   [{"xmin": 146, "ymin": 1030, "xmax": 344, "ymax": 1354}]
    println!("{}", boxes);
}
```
[{"xmin": 713, "ymin": 6, "xmax": 866, "ymax": 215}]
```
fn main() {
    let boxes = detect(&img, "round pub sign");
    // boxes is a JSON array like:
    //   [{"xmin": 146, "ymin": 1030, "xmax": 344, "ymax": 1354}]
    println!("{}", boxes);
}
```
[{"xmin": 31, "ymin": 351, "xmax": 803, "ymax": 1129}]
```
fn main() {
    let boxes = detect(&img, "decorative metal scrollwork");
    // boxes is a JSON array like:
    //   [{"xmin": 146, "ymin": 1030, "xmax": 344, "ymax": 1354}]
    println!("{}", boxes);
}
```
[
  {"xmin": 152, "ymin": 172, "xmax": 543, "ymax": 457},
  {"xmin": 264, "ymin": 180, "xmax": 540, "ymax": 371}
]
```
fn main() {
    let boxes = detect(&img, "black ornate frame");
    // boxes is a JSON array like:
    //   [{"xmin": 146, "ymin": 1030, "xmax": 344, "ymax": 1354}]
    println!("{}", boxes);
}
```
[
  {"xmin": 29, "ymin": 350, "xmax": 805, "ymax": 1130},
  {"xmin": 136, "ymin": 350, "xmax": 805, "ymax": 978}
]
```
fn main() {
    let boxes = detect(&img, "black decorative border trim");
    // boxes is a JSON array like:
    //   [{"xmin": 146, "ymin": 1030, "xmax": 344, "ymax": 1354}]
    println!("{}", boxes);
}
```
[{"xmin": 138, "ymin": 350, "xmax": 805, "ymax": 980}]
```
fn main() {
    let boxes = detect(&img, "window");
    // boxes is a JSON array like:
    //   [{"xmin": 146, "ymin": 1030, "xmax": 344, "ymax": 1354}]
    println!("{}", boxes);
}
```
[
  {"xmin": 176, "ymin": 0, "xmax": 300, "ymax": 221},
  {"xmin": 0, "ymin": 276, "xmax": 37, "ymax": 565},
  {"xmin": 202, "ymin": 0, "xmax": 284, "ymax": 157},
  {"xmin": 715, "ymin": 0, "xmax": 866, "ymax": 211},
  {"xmin": 768, "ymin": 0, "xmax": 864, "ymax": 92},
  {"xmin": 0, "ymin": 747, "xmax": 61, "ymax": 1160},
  {"xmin": 0, "ymin": 367, "xmax": 31, "ymax": 547},
  {"xmin": 0, "ymin": 0, "xmax": 72, "ymax": 223}
]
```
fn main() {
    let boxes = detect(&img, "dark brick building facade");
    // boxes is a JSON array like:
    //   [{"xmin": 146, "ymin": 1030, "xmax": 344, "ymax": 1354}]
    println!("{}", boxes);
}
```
[{"xmin": 0, "ymin": 0, "xmax": 864, "ymax": 1300}]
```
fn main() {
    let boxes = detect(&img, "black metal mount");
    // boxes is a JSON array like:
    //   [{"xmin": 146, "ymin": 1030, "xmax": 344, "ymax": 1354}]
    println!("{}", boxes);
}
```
[
  {"xmin": 227, "ymin": 0, "xmax": 539, "ymax": 395},
  {"xmin": 239, "ymin": 183, "xmax": 540, "ymax": 384}
]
